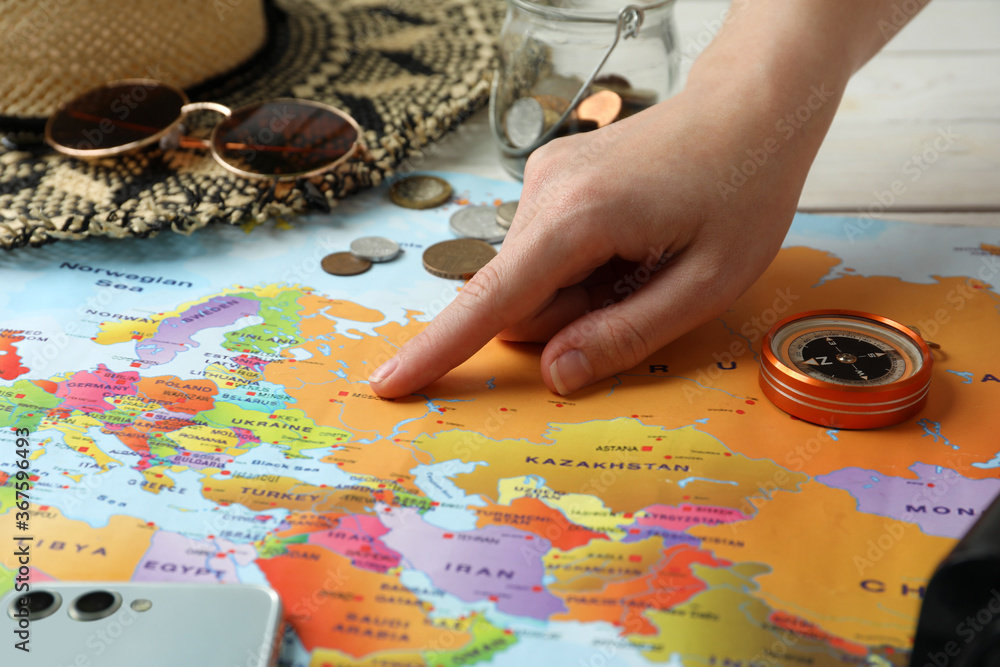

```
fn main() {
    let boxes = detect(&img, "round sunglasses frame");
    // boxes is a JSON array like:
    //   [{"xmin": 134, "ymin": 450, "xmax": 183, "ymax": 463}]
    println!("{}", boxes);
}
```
[{"xmin": 44, "ymin": 79, "xmax": 364, "ymax": 181}]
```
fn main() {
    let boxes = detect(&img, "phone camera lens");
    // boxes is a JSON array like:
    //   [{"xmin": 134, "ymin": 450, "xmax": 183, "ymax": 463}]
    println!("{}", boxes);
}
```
[
  {"xmin": 7, "ymin": 590, "xmax": 62, "ymax": 621},
  {"xmin": 69, "ymin": 590, "xmax": 122, "ymax": 622}
]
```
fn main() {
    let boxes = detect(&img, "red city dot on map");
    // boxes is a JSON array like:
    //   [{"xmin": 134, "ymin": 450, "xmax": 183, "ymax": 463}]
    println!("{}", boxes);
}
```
[
  {"xmin": 378, "ymin": 484, "xmax": 385, "ymax": 489},
  {"xmin": 736, "ymin": 410, "xmax": 745, "ymax": 415},
  {"xmin": 489, "ymin": 596, "xmax": 499, "ymax": 602},
  {"xmin": 555, "ymin": 404, "xmax": 563, "ymax": 408},
  {"xmin": 155, "ymin": 474, "xmax": 163, "ymax": 478},
  {"xmin": 246, "ymin": 391, "xmax": 256, "ymax": 396},
  {"xmin": 928, "ymin": 483, "xmax": 935, "ymax": 487},
  {"xmin": 629, "ymin": 529, "xmax": 640, "ymax": 534},
  {"xmin": 552, "ymin": 554, "xmax": 559, "ymax": 559},
  {"xmin": 631, "ymin": 414, "xmax": 638, "ymax": 418},
  {"xmin": 221, "ymin": 471, "xmax": 231, "ymax": 476},
  {"xmin": 270, "ymin": 502, "xmax": 276, "ymax": 506},
  {"xmin": 431, "ymin": 501, "xmax": 440, "ymax": 506},
  {"xmin": 443, "ymin": 533, "xmax": 454, "ymax": 539},
  {"xmin": 438, "ymin": 408, "xmax": 446, "ymax": 413},
  {"xmin": 628, "ymin": 555, "xmax": 642, "ymax": 562},
  {"xmin": 642, "ymin": 446, "xmax": 652, "ymax": 451},
  {"xmin": 683, "ymin": 506, "xmax": 692, "ymax": 511},
  {"xmin": 504, "ymin": 629, "xmax": 513, "ymax": 635},
  {"xmin": 532, "ymin": 586, "xmax": 542, "ymax": 592},
  {"xmin": 205, "ymin": 487, "xmax": 212, "ymax": 491},
  {"xmin": 146, "ymin": 522, "xmax": 155, "ymax": 527},
  {"xmin": 500, "ymin": 407, "xmax": 508, "ymax": 411},
  {"xmin": 396, "ymin": 478, "xmax": 405, "ymax": 483},
  {"xmin": 623, "ymin": 513, "xmax": 633, "ymax": 519},
  {"xmin": 745, "ymin": 400, "xmax": 756, "ymax": 405},
  {"xmin": 14, "ymin": 393, "xmax": 24, "ymax": 399},
  {"xmin": 29, "ymin": 476, "xmax": 39, "ymax": 481},
  {"xmin": 683, "ymin": 495, "xmax": 690, "ymax": 500},
  {"xmin": 226, "ymin": 382, "xmax": 233, "ymax": 386},
  {"xmin": 724, "ymin": 452, "xmax": 732, "ymax": 457},
  {"xmin": 664, "ymin": 455, "xmax": 672, "ymax": 460},
  {"xmin": 269, "ymin": 415, "xmax": 277, "ymax": 419},
  {"xmin": 61, "ymin": 485, "xmax": 68, "ymax": 489},
  {"xmin": 354, "ymin": 595, "xmax": 364, "ymax": 602},
  {"xmin": 207, "ymin": 534, "xmax": 215, "ymax": 539},
  {"xmin": 360, "ymin": 545, "xmax": 371, "ymax": 552},
  {"xmin": 525, "ymin": 535, "xmax": 534, "ymax": 540},
  {"xmin": 131, "ymin": 363, "xmax": 141, "ymax": 368},
  {"xmin": 436, "ymin": 420, "xmax": 443, "ymax": 424},
  {"xmin": 338, "ymin": 391, "xmax": 349, "ymax": 396},
  {"xmin": 38, "ymin": 505, "xmax": 48, "ymax": 510},
  {"xmin": 337, "ymin": 462, "xmax": 344, "ymax": 466},
  {"xmin": 79, "ymin": 447, "xmax": 89, "ymax": 452},
  {"xmin": 215, "ymin": 553, "xmax": 226, "ymax": 559}
]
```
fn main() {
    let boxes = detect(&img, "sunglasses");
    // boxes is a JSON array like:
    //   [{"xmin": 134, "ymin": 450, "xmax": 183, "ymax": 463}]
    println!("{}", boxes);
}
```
[{"xmin": 45, "ymin": 79, "xmax": 363, "ymax": 181}]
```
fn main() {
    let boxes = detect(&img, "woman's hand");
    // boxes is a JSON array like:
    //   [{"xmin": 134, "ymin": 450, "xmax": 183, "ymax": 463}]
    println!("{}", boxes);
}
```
[{"xmin": 368, "ymin": 0, "xmax": 928, "ymax": 399}]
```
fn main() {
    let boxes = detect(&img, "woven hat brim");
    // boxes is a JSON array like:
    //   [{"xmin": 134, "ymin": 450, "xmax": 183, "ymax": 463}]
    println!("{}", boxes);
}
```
[{"xmin": 0, "ymin": 0, "xmax": 505, "ymax": 250}]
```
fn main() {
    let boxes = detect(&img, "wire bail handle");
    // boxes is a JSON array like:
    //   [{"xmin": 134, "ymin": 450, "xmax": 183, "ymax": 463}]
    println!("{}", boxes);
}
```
[{"xmin": 490, "ymin": 3, "xmax": 660, "ymax": 158}]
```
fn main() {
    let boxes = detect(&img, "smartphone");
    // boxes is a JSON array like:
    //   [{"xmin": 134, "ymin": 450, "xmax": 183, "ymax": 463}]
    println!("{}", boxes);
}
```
[{"xmin": 1, "ymin": 582, "xmax": 283, "ymax": 666}]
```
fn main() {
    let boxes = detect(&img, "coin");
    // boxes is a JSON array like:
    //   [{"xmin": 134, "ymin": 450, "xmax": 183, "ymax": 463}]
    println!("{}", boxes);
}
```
[
  {"xmin": 422, "ymin": 239, "xmax": 498, "ymax": 280},
  {"xmin": 450, "ymin": 206, "xmax": 508, "ymax": 244},
  {"xmin": 594, "ymin": 74, "xmax": 633, "ymax": 90},
  {"xmin": 389, "ymin": 175, "xmax": 453, "ymax": 209},
  {"xmin": 495, "ymin": 200, "xmax": 518, "ymax": 229},
  {"xmin": 350, "ymin": 236, "xmax": 401, "ymax": 263},
  {"xmin": 504, "ymin": 97, "xmax": 545, "ymax": 148},
  {"xmin": 577, "ymin": 90, "xmax": 623, "ymax": 128},
  {"xmin": 321, "ymin": 252, "xmax": 372, "ymax": 276}
]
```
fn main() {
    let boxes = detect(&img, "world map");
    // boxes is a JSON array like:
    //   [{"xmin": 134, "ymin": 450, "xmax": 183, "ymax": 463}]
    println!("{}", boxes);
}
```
[{"xmin": 1, "ymin": 172, "xmax": 999, "ymax": 666}]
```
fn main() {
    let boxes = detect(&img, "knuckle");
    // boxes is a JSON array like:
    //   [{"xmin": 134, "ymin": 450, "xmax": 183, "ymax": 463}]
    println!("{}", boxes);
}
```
[
  {"xmin": 595, "ymin": 309, "xmax": 653, "ymax": 369},
  {"xmin": 450, "ymin": 262, "xmax": 509, "ymax": 327}
]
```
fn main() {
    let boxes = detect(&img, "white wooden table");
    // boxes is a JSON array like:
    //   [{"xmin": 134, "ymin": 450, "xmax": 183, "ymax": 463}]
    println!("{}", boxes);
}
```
[{"xmin": 421, "ymin": 0, "xmax": 1000, "ymax": 228}]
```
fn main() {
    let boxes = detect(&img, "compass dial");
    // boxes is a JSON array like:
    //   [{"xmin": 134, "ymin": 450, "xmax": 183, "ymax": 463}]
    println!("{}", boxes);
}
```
[
  {"xmin": 759, "ymin": 311, "xmax": 933, "ymax": 429},
  {"xmin": 770, "ymin": 315, "xmax": 923, "ymax": 386}
]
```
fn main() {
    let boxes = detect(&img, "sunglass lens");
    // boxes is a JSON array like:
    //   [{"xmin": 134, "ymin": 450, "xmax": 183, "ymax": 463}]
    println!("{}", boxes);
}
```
[
  {"xmin": 212, "ymin": 101, "xmax": 359, "ymax": 178},
  {"xmin": 47, "ymin": 81, "xmax": 185, "ymax": 154}
]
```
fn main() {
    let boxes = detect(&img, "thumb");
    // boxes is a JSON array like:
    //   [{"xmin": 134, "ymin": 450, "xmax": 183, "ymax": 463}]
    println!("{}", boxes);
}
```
[{"xmin": 541, "ymin": 260, "xmax": 733, "ymax": 395}]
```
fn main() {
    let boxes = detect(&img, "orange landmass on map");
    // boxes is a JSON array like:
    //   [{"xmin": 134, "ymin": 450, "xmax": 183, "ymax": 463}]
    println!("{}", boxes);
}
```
[
  {"xmin": 258, "ymin": 544, "xmax": 470, "ymax": 657},
  {"xmin": 136, "ymin": 374, "xmax": 217, "ymax": 414},
  {"xmin": 0, "ymin": 331, "xmax": 29, "ymax": 380},
  {"xmin": 475, "ymin": 496, "xmax": 607, "ymax": 551},
  {"xmin": 692, "ymin": 480, "xmax": 955, "ymax": 646},
  {"xmin": 650, "ymin": 247, "xmax": 1000, "ymax": 482},
  {"xmin": 1, "ymin": 508, "xmax": 154, "ymax": 581},
  {"xmin": 770, "ymin": 610, "xmax": 869, "ymax": 657},
  {"xmin": 552, "ymin": 544, "xmax": 729, "ymax": 634},
  {"xmin": 202, "ymin": 475, "xmax": 377, "ymax": 514}
]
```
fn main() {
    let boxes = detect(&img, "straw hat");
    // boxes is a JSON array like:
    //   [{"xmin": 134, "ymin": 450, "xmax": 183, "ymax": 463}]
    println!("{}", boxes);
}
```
[{"xmin": 0, "ymin": 0, "xmax": 504, "ymax": 249}]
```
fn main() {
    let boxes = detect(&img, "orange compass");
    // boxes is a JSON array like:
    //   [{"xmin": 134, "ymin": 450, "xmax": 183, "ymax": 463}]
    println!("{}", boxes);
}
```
[{"xmin": 759, "ymin": 310, "xmax": 933, "ymax": 429}]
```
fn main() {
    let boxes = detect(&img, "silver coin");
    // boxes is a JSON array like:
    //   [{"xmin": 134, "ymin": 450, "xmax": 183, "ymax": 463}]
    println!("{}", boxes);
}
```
[
  {"xmin": 495, "ymin": 200, "xmax": 518, "ymax": 229},
  {"xmin": 505, "ymin": 97, "xmax": 544, "ymax": 149},
  {"xmin": 350, "ymin": 236, "xmax": 401, "ymax": 263},
  {"xmin": 450, "ymin": 206, "xmax": 508, "ymax": 244}
]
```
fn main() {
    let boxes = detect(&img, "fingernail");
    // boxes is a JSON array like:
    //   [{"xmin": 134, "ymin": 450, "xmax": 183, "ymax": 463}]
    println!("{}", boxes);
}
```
[
  {"xmin": 549, "ymin": 350, "xmax": 593, "ymax": 396},
  {"xmin": 368, "ymin": 356, "xmax": 399, "ymax": 385}
]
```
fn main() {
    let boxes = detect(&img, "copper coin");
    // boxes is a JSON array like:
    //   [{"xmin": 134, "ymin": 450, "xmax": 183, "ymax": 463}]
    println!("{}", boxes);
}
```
[
  {"xmin": 422, "ymin": 239, "xmax": 498, "ymax": 280},
  {"xmin": 594, "ymin": 74, "xmax": 633, "ymax": 90},
  {"xmin": 321, "ymin": 252, "xmax": 372, "ymax": 276},
  {"xmin": 577, "ymin": 90, "xmax": 623, "ymax": 128},
  {"xmin": 389, "ymin": 175, "xmax": 453, "ymax": 209}
]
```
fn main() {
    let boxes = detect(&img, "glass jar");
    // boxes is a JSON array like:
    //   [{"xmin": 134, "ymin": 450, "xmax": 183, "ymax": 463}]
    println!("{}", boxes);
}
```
[{"xmin": 490, "ymin": 0, "xmax": 679, "ymax": 179}]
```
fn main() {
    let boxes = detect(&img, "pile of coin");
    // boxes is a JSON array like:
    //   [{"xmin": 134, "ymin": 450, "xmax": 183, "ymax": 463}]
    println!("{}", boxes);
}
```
[
  {"xmin": 502, "ymin": 73, "xmax": 658, "ymax": 149},
  {"xmin": 321, "ymin": 236, "xmax": 401, "ymax": 277},
  {"xmin": 383, "ymin": 174, "xmax": 523, "ymax": 281}
]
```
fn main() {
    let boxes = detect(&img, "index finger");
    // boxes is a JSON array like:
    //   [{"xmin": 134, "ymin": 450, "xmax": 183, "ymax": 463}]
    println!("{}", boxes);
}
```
[{"xmin": 368, "ymin": 216, "xmax": 605, "ymax": 398}]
